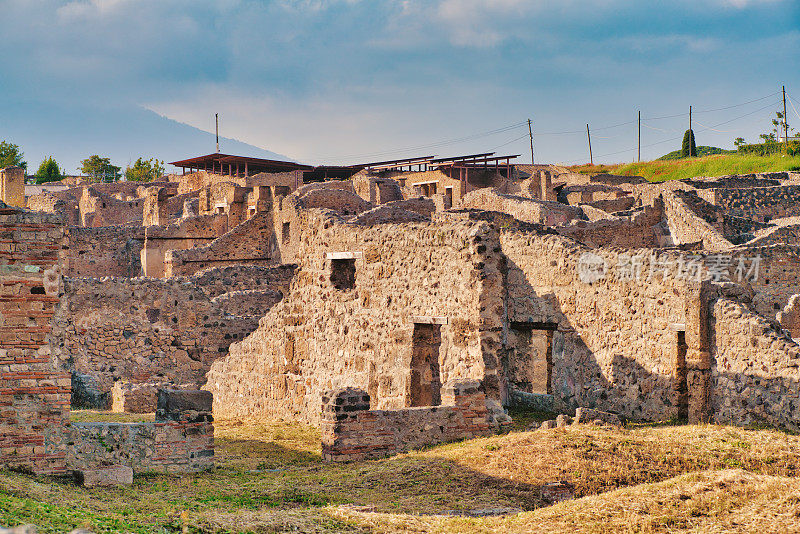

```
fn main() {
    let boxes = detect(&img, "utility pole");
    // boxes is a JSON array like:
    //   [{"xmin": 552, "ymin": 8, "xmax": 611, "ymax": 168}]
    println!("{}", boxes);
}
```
[
  {"xmin": 783, "ymin": 85, "xmax": 788, "ymax": 145},
  {"xmin": 689, "ymin": 105, "xmax": 692, "ymax": 131},
  {"xmin": 215, "ymin": 113, "xmax": 220, "ymax": 153},
  {"xmin": 527, "ymin": 118, "xmax": 535, "ymax": 165},
  {"xmin": 637, "ymin": 110, "xmax": 641, "ymax": 162},
  {"xmin": 586, "ymin": 124, "xmax": 593, "ymax": 165},
  {"xmin": 689, "ymin": 105, "xmax": 693, "ymax": 158}
]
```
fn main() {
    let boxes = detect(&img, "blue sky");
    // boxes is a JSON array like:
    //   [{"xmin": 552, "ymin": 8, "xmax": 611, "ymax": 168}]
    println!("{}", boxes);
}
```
[{"xmin": 1, "ymin": 0, "xmax": 798, "ymax": 173}]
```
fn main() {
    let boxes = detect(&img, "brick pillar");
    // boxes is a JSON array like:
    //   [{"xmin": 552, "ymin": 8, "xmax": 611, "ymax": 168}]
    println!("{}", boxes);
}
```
[
  {"xmin": 441, "ymin": 379, "xmax": 491, "ymax": 431},
  {"xmin": 321, "ymin": 387, "xmax": 374, "ymax": 461},
  {"xmin": 684, "ymin": 281, "xmax": 714, "ymax": 424}
]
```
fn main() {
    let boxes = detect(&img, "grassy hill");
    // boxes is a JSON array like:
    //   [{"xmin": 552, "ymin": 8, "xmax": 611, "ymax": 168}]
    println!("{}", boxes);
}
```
[
  {"xmin": 569, "ymin": 153, "xmax": 800, "ymax": 183},
  {"xmin": 2, "ymin": 413, "xmax": 800, "ymax": 532},
  {"xmin": 657, "ymin": 145, "xmax": 734, "ymax": 160}
]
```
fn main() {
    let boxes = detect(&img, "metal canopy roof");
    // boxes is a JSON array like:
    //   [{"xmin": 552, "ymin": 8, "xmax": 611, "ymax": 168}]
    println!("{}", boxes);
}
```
[{"xmin": 169, "ymin": 153, "xmax": 313, "ymax": 172}]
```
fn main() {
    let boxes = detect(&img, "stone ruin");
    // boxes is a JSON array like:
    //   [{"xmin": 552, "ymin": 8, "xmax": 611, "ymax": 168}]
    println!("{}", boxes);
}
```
[{"xmin": 3, "ymin": 161, "xmax": 800, "ymax": 470}]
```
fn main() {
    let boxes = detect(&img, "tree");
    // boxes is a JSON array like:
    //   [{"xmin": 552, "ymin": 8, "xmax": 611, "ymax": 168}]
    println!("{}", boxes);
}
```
[
  {"xmin": 681, "ymin": 129, "xmax": 697, "ymax": 158},
  {"xmin": 125, "ymin": 157, "xmax": 165, "ymax": 182},
  {"xmin": 0, "ymin": 141, "xmax": 27, "ymax": 170},
  {"xmin": 34, "ymin": 156, "xmax": 62, "ymax": 184},
  {"xmin": 80, "ymin": 155, "xmax": 121, "ymax": 183},
  {"xmin": 734, "ymin": 137, "xmax": 745, "ymax": 148}
]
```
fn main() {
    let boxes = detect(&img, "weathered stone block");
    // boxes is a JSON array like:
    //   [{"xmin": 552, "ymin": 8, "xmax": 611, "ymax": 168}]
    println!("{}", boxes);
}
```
[
  {"xmin": 74, "ymin": 464, "xmax": 133, "ymax": 487},
  {"xmin": 156, "ymin": 390, "xmax": 213, "ymax": 422},
  {"xmin": 574, "ymin": 407, "xmax": 623, "ymax": 426}
]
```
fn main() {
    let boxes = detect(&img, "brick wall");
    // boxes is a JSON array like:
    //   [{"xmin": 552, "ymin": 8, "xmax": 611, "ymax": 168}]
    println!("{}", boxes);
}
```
[
  {"xmin": 321, "ymin": 379, "xmax": 500, "ymax": 461},
  {"xmin": 0, "ymin": 204, "xmax": 71, "ymax": 474}
]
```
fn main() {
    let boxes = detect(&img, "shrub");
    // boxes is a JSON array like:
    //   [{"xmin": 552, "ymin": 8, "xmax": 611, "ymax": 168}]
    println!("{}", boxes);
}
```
[{"xmin": 681, "ymin": 129, "xmax": 697, "ymax": 158}]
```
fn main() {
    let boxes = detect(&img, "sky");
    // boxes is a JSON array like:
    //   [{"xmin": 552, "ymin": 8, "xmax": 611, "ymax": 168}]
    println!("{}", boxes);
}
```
[{"xmin": 1, "ymin": 0, "xmax": 798, "ymax": 173}]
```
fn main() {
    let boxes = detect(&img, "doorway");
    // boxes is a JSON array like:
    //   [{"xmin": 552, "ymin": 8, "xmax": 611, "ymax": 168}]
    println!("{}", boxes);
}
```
[{"xmin": 409, "ymin": 323, "xmax": 442, "ymax": 407}]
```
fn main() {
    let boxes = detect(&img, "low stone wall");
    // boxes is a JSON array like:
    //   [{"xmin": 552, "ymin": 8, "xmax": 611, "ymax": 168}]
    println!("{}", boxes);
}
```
[
  {"xmin": 460, "ymin": 188, "xmax": 583, "ymax": 226},
  {"xmin": 556, "ymin": 204, "xmax": 662, "ymax": 248},
  {"xmin": 663, "ymin": 191, "xmax": 732, "ymax": 250},
  {"xmin": 321, "ymin": 380, "xmax": 500, "ymax": 461},
  {"xmin": 63, "ymin": 390, "xmax": 214, "ymax": 474},
  {"xmin": 713, "ymin": 184, "xmax": 800, "ymax": 221}
]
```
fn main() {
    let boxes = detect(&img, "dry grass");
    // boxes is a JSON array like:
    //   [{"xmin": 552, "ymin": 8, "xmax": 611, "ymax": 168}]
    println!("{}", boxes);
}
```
[
  {"xmin": 333, "ymin": 469, "xmax": 800, "ymax": 533},
  {"xmin": 1, "ymin": 414, "xmax": 800, "ymax": 532}
]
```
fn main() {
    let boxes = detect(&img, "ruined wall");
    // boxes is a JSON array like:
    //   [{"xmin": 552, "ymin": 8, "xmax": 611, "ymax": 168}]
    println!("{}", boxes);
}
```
[
  {"xmin": 746, "ymin": 224, "xmax": 800, "ymax": 247},
  {"xmin": 0, "ymin": 205, "xmax": 71, "ymax": 474},
  {"xmin": 555, "ymin": 204, "xmax": 662, "ymax": 248},
  {"xmin": 80, "ymin": 187, "xmax": 145, "ymax": 228},
  {"xmin": 663, "ymin": 191, "xmax": 732, "ymax": 250},
  {"xmin": 165, "ymin": 210, "xmax": 278, "ymax": 277},
  {"xmin": 52, "ymin": 264, "xmax": 295, "ymax": 406},
  {"xmin": 66, "ymin": 226, "xmax": 144, "ymax": 277},
  {"xmin": 63, "ymin": 391, "xmax": 214, "ymax": 473},
  {"xmin": 460, "ymin": 189, "xmax": 583, "ymax": 226},
  {"xmin": 205, "ymin": 212, "xmax": 505, "ymax": 425},
  {"xmin": 711, "ymin": 297, "xmax": 800, "ymax": 430},
  {"xmin": 500, "ymin": 232, "xmax": 690, "ymax": 421},
  {"xmin": 322, "ymin": 380, "xmax": 500, "ymax": 461},
  {"xmin": 26, "ymin": 193, "xmax": 80, "ymax": 226},
  {"xmin": 713, "ymin": 185, "xmax": 800, "ymax": 221},
  {"xmin": 732, "ymin": 244, "xmax": 800, "ymax": 319},
  {"xmin": 141, "ymin": 214, "xmax": 227, "ymax": 277},
  {"xmin": 0, "ymin": 167, "xmax": 25, "ymax": 207}
]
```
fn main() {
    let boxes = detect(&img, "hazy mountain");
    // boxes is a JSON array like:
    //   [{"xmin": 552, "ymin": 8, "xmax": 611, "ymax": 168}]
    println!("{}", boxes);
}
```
[{"xmin": 3, "ymin": 101, "xmax": 295, "ymax": 175}]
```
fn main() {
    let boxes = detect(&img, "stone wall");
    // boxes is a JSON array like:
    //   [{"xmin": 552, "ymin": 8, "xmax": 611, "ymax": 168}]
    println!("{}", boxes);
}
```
[
  {"xmin": 460, "ymin": 188, "xmax": 583, "ymax": 226},
  {"xmin": 710, "ymin": 297, "xmax": 800, "ymax": 430},
  {"xmin": 66, "ymin": 226, "xmax": 145, "ymax": 277},
  {"xmin": 555, "ymin": 204, "xmax": 662, "ymax": 248},
  {"xmin": 141, "ymin": 214, "xmax": 227, "ymax": 277},
  {"xmin": 713, "ymin": 185, "xmax": 800, "ymax": 221},
  {"xmin": 321, "ymin": 380, "xmax": 501, "ymax": 461},
  {"xmin": 52, "ymin": 264, "xmax": 296, "ymax": 408},
  {"xmin": 61, "ymin": 390, "xmax": 214, "ymax": 473},
  {"xmin": 0, "ymin": 167, "xmax": 25, "ymax": 207},
  {"xmin": 164, "ymin": 210, "xmax": 278, "ymax": 277},
  {"xmin": 205, "ymin": 211, "xmax": 505, "ymax": 425},
  {"xmin": 663, "ymin": 191, "xmax": 732, "ymax": 250},
  {"xmin": 500, "ymin": 231, "xmax": 692, "ymax": 421},
  {"xmin": 0, "ymin": 204, "xmax": 71, "ymax": 474}
]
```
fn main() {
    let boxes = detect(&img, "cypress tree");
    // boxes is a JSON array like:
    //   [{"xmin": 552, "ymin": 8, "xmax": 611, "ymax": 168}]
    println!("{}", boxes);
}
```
[{"xmin": 681, "ymin": 129, "xmax": 697, "ymax": 158}]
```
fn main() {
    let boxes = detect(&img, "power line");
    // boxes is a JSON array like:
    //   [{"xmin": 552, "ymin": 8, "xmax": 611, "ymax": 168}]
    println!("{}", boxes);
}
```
[
  {"xmin": 318, "ymin": 121, "xmax": 528, "ymax": 161},
  {"xmin": 565, "ymin": 99, "xmax": 781, "ymax": 164},
  {"xmin": 787, "ymin": 94, "xmax": 800, "ymax": 122},
  {"xmin": 315, "ymin": 91, "xmax": 782, "ymax": 164}
]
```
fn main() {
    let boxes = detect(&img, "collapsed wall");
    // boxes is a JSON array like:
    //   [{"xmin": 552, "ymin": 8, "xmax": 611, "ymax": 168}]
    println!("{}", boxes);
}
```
[
  {"xmin": 205, "ymin": 209, "xmax": 506, "ymax": 424},
  {"xmin": 52, "ymin": 264, "xmax": 295, "ymax": 408},
  {"xmin": 165, "ymin": 210, "xmax": 279, "ymax": 276},
  {"xmin": 460, "ymin": 188, "xmax": 583, "ymax": 226}
]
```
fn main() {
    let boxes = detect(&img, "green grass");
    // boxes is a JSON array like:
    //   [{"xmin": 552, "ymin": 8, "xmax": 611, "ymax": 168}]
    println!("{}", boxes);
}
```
[
  {"xmin": 615, "ymin": 153, "xmax": 800, "ymax": 182},
  {"xmin": 567, "ymin": 153, "xmax": 800, "ymax": 183},
  {"xmin": 4, "ymin": 415, "xmax": 800, "ymax": 532}
]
